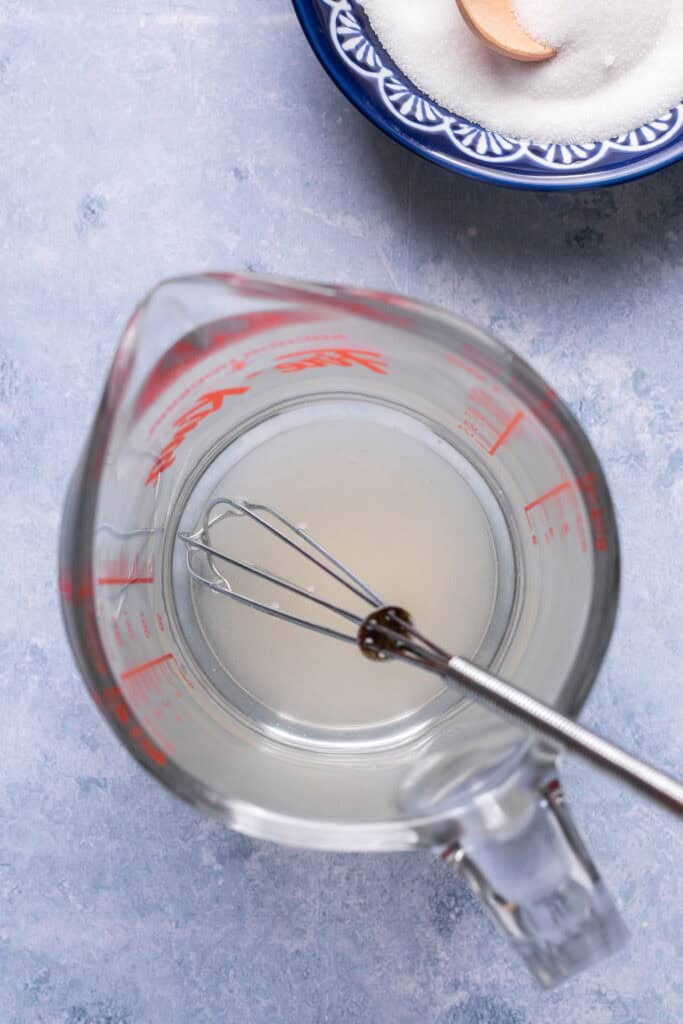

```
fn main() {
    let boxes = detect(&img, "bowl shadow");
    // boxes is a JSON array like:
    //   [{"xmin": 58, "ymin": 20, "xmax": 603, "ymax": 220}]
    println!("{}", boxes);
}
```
[{"xmin": 350, "ymin": 108, "xmax": 683, "ymax": 283}]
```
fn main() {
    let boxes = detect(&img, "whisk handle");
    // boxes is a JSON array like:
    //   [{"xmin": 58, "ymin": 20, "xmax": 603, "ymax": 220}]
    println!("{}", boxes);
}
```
[{"xmin": 446, "ymin": 656, "xmax": 683, "ymax": 818}]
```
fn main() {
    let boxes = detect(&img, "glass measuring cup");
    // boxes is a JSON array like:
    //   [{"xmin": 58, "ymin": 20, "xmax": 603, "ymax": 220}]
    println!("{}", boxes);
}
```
[{"xmin": 60, "ymin": 272, "xmax": 625, "ymax": 986}]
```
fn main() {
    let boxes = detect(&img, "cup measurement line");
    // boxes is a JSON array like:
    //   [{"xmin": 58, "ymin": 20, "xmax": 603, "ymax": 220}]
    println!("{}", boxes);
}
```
[
  {"xmin": 121, "ymin": 652, "xmax": 175, "ymax": 681},
  {"xmin": 524, "ymin": 480, "xmax": 571, "ymax": 513},
  {"xmin": 489, "ymin": 410, "xmax": 525, "ymax": 455},
  {"xmin": 97, "ymin": 576, "xmax": 155, "ymax": 585}
]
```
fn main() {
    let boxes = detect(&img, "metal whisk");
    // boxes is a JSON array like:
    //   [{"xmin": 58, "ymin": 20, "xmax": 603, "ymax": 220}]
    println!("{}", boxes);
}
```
[{"xmin": 179, "ymin": 498, "xmax": 683, "ymax": 818}]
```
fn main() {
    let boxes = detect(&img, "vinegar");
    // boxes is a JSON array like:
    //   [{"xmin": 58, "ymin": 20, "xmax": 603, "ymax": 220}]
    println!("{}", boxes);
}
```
[{"xmin": 183, "ymin": 400, "xmax": 515, "ymax": 746}]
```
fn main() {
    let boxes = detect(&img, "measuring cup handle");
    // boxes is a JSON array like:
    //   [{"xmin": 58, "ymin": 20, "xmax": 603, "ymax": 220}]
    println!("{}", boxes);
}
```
[{"xmin": 442, "ymin": 762, "xmax": 628, "ymax": 987}]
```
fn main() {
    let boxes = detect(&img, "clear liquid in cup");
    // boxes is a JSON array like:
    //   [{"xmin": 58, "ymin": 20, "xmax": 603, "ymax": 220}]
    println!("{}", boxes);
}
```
[{"xmin": 172, "ymin": 399, "xmax": 516, "ymax": 750}]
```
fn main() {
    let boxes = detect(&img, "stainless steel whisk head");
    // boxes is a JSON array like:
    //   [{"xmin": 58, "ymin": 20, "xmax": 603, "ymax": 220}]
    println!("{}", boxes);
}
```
[
  {"xmin": 179, "ymin": 497, "xmax": 449, "ymax": 670},
  {"xmin": 178, "ymin": 497, "xmax": 683, "ymax": 818}
]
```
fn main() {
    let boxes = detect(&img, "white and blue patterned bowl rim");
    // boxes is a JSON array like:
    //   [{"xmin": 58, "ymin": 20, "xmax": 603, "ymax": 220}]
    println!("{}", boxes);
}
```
[{"xmin": 293, "ymin": 0, "xmax": 683, "ymax": 190}]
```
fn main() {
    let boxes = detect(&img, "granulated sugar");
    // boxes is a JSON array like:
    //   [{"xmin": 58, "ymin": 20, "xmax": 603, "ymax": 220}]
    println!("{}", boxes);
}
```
[{"xmin": 360, "ymin": 0, "xmax": 683, "ymax": 143}]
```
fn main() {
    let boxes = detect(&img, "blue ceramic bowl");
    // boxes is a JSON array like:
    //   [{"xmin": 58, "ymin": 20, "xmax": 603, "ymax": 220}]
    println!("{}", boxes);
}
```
[{"xmin": 292, "ymin": 0, "xmax": 683, "ymax": 190}]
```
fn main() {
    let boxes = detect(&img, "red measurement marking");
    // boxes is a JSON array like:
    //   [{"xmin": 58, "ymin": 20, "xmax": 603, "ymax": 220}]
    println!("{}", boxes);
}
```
[
  {"xmin": 149, "ymin": 334, "xmax": 353, "ymax": 435},
  {"xmin": 456, "ymin": 386, "xmax": 523, "ymax": 458},
  {"xmin": 469, "ymin": 405, "xmax": 499, "ymax": 435},
  {"xmin": 564, "ymin": 484, "xmax": 587, "ymax": 553},
  {"xmin": 147, "ymin": 359, "xmax": 232, "ymax": 437},
  {"xmin": 121, "ymin": 652, "xmax": 174, "ymax": 681},
  {"xmin": 98, "ymin": 554, "xmax": 154, "ymax": 585},
  {"xmin": 174, "ymin": 661, "xmax": 194, "ymax": 689},
  {"xmin": 577, "ymin": 472, "xmax": 609, "ymax": 552},
  {"xmin": 273, "ymin": 348, "xmax": 387, "ymax": 375},
  {"xmin": 112, "ymin": 620, "xmax": 124, "ymax": 648},
  {"xmin": 523, "ymin": 480, "xmax": 589, "ymax": 550},
  {"xmin": 488, "ymin": 411, "xmax": 524, "ymax": 456},
  {"xmin": 470, "ymin": 389, "xmax": 509, "ymax": 424},
  {"xmin": 84, "ymin": 601, "xmax": 107, "ymax": 676},
  {"xmin": 457, "ymin": 423, "xmax": 490, "ymax": 453},
  {"xmin": 458, "ymin": 343, "xmax": 506, "ymax": 381},
  {"xmin": 59, "ymin": 567, "xmax": 93, "ymax": 603},
  {"xmin": 447, "ymin": 353, "xmax": 487, "ymax": 382},
  {"xmin": 97, "ymin": 576, "xmax": 154, "ymax": 586},
  {"xmin": 101, "ymin": 687, "xmax": 167, "ymax": 766},
  {"xmin": 523, "ymin": 480, "xmax": 571, "ymax": 514},
  {"xmin": 135, "ymin": 308, "xmax": 323, "ymax": 417},
  {"xmin": 242, "ymin": 333, "xmax": 346, "ymax": 361},
  {"xmin": 146, "ymin": 386, "xmax": 249, "ymax": 486}
]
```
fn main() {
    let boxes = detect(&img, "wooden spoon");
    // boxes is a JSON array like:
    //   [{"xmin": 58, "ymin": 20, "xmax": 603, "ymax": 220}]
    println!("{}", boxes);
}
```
[{"xmin": 456, "ymin": 0, "xmax": 555, "ymax": 63}]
